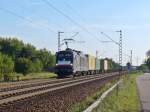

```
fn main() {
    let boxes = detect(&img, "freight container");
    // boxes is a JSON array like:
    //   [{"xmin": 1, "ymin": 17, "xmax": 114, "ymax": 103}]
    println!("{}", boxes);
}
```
[
  {"xmin": 95, "ymin": 58, "xmax": 100, "ymax": 73},
  {"xmin": 104, "ymin": 59, "xmax": 108, "ymax": 71},
  {"xmin": 100, "ymin": 58, "xmax": 110, "ymax": 73},
  {"xmin": 86, "ymin": 55, "xmax": 96, "ymax": 74},
  {"xmin": 107, "ymin": 59, "xmax": 113, "ymax": 71},
  {"xmin": 111, "ymin": 61, "xmax": 119, "ymax": 72},
  {"xmin": 100, "ymin": 58, "xmax": 114, "ymax": 73}
]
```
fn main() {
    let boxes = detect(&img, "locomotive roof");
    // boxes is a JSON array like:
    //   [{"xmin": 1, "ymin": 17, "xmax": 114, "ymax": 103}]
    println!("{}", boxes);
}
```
[
  {"xmin": 56, "ymin": 48, "xmax": 82, "ymax": 55},
  {"xmin": 66, "ymin": 48, "xmax": 81, "ymax": 53}
]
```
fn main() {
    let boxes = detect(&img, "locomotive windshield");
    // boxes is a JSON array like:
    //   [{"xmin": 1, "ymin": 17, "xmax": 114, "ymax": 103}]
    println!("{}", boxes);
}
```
[{"xmin": 56, "ymin": 51, "xmax": 73, "ymax": 65}]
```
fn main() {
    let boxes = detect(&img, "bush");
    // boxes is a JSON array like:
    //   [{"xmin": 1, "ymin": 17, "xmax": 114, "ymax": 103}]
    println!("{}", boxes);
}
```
[
  {"xmin": 0, "ymin": 53, "xmax": 14, "ymax": 81},
  {"xmin": 15, "ymin": 58, "xmax": 43, "ymax": 75},
  {"xmin": 139, "ymin": 64, "xmax": 149, "ymax": 72},
  {"xmin": 31, "ymin": 59, "xmax": 43, "ymax": 72},
  {"xmin": 37, "ymin": 49, "xmax": 55, "ymax": 69}
]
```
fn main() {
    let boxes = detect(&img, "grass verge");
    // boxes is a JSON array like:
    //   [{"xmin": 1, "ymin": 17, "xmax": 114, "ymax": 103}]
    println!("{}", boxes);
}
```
[
  {"xmin": 93, "ymin": 73, "xmax": 141, "ymax": 112},
  {"xmin": 69, "ymin": 79, "xmax": 117, "ymax": 112},
  {"xmin": 16, "ymin": 72, "xmax": 57, "ymax": 81}
]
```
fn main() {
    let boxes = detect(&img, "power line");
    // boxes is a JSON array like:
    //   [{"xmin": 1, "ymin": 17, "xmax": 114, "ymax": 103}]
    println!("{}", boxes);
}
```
[
  {"xmin": 62, "ymin": 1, "xmax": 86, "ymax": 22},
  {"xmin": 0, "ymin": 7, "xmax": 55, "ymax": 33},
  {"xmin": 123, "ymin": 53, "xmax": 130, "ymax": 58},
  {"xmin": 41, "ymin": 0, "xmax": 102, "ymax": 43},
  {"xmin": 71, "ymin": 32, "xmax": 79, "ymax": 38},
  {"xmin": 62, "ymin": 1, "xmax": 103, "ymax": 46},
  {"xmin": 62, "ymin": 1, "xmax": 109, "ymax": 53},
  {"xmin": 101, "ymin": 32, "xmax": 119, "ymax": 45}
]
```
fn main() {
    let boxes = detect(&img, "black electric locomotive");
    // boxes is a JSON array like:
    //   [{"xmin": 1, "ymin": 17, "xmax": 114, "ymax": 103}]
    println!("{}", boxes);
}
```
[{"xmin": 55, "ymin": 48, "xmax": 88, "ymax": 77}]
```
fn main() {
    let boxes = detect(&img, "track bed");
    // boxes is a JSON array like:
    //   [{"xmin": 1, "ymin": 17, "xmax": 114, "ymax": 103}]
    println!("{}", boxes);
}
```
[{"xmin": 0, "ymin": 72, "xmax": 124, "ymax": 112}]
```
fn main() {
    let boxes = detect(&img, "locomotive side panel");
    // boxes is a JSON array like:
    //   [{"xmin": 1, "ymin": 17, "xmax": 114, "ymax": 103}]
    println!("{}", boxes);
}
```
[
  {"xmin": 73, "ymin": 52, "xmax": 80, "ymax": 73},
  {"xmin": 80, "ymin": 54, "xmax": 88, "ymax": 72},
  {"xmin": 78, "ymin": 54, "xmax": 88, "ymax": 75}
]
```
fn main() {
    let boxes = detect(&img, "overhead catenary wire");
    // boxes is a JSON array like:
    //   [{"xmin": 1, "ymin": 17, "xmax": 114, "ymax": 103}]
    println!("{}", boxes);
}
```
[
  {"xmin": 101, "ymin": 32, "xmax": 119, "ymax": 45},
  {"xmin": 62, "ymin": 0, "xmax": 111, "ymax": 55},
  {"xmin": 62, "ymin": 0, "xmax": 100, "ymax": 52},
  {"xmin": 0, "ymin": 7, "xmax": 56, "ymax": 33},
  {"xmin": 62, "ymin": 1, "xmax": 86, "ymax": 22},
  {"xmin": 41, "ymin": 0, "xmax": 103, "ymax": 43}
]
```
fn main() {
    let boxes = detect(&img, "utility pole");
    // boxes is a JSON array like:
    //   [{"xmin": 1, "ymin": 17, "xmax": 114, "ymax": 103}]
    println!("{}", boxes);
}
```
[
  {"xmin": 96, "ymin": 50, "xmax": 98, "ymax": 58},
  {"xmin": 58, "ymin": 31, "xmax": 64, "ymax": 51},
  {"xmin": 116, "ymin": 30, "xmax": 122, "ymax": 97},
  {"xmin": 130, "ymin": 50, "xmax": 133, "ymax": 66},
  {"xmin": 101, "ymin": 31, "xmax": 123, "ymax": 72},
  {"xmin": 137, "ymin": 56, "xmax": 139, "ymax": 66},
  {"xmin": 101, "ymin": 30, "xmax": 123, "ymax": 97},
  {"xmin": 117, "ymin": 30, "xmax": 123, "ymax": 74}
]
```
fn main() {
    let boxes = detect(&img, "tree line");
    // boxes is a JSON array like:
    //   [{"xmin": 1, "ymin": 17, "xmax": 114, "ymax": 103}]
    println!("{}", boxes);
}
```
[
  {"xmin": 0, "ymin": 37, "xmax": 55, "ymax": 81},
  {"xmin": 139, "ymin": 50, "xmax": 150, "ymax": 72}
]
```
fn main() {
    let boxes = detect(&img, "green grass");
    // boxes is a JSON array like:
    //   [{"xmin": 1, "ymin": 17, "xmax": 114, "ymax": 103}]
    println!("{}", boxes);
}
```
[
  {"xmin": 16, "ymin": 72, "xmax": 57, "ymax": 81},
  {"xmin": 93, "ymin": 73, "xmax": 141, "ymax": 112},
  {"xmin": 69, "ymin": 80, "xmax": 117, "ymax": 112},
  {"xmin": 0, "ymin": 72, "xmax": 57, "ymax": 83}
]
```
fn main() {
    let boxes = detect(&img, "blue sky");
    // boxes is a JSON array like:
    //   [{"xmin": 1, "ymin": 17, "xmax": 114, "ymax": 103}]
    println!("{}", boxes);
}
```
[{"xmin": 0, "ymin": 0, "xmax": 150, "ymax": 65}]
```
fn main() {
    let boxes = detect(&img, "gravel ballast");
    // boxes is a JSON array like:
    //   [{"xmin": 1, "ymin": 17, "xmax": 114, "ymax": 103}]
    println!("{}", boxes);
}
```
[{"xmin": 0, "ymin": 75, "xmax": 118, "ymax": 112}]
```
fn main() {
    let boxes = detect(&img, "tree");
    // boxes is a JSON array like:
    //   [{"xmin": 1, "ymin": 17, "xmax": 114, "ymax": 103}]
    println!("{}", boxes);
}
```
[
  {"xmin": 20, "ymin": 44, "xmax": 36, "ymax": 59},
  {"xmin": 0, "ymin": 38, "xmax": 24, "ymax": 60},
  {"xmin": 15, "ymin": 58, "xmax": 43, "ymax": 75},
  {"xmin": 146, "ymin": 50, "xmax": 150, "ymax": 57},
  {"xmin": 0, "ymin": 37, "xmax": 55, "ymax": 75},
  {"xmin": 139, "ymin": 64, "xmax": 149, "ymax": 72},
  {"xmin": 32, "ymin": 59, "xmax": 43, "ymax": 72},
  {"xmin": 145, "ymin": 57, "xmax": 150, "ymax": 69},
  {"xmin": 37, "ymin": 49, "xmax": 55, "ymax": 69},
  {"xmin": 15, "ymin": 58, "xmax": 33, "ymax": 75}
]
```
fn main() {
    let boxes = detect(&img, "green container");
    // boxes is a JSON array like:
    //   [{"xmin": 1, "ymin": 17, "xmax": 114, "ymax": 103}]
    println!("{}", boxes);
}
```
[{"xmin": 95, "ymin": 58, "xmax": 100, "ymax": 70}]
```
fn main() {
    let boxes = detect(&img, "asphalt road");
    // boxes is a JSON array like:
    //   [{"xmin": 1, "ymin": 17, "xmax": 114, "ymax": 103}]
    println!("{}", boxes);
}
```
[{"xmin": 137, "ymin": 73, "xmax": 150, "ymax": 112}]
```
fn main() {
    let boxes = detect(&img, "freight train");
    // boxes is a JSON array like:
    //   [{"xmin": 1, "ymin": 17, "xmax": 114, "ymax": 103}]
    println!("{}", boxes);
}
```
[{"xmin": 55, "ymin": 48, "xmax": 120, "ymax": 77}]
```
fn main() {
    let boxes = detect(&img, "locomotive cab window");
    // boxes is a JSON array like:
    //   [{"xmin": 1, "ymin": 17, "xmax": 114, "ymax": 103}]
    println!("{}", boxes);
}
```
[{"xmin": 56, "ymin": 52, "xmax": 73, "ymax": 65}]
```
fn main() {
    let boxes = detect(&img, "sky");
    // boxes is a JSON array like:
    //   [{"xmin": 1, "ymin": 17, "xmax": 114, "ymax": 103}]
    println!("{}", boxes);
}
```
[{"xmin": 0, "ymin": 0, "xmax": 150, "ymax": 66}]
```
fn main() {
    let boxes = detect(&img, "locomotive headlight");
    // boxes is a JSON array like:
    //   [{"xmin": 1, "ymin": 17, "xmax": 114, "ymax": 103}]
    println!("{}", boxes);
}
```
[
  {"xmin": 56, "ymin": 64, "xmax": 58, "ymax": 66},
  {"xmin": 70, "ymin": 64, "xmax": 73, "ymax": 66}
]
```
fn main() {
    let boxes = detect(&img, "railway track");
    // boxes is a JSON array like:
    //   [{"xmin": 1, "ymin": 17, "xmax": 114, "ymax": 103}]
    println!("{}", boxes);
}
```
[
  {"xmin": 0, "ymin": 73, "xmax": 111, "ymax": 92},
  {"xmin": 0, "ymin": 72, "xmax": 119, "ymax": 92},
  {"xmin": 0, "ymin": 78, "xmax": 69, "ymax": 92},
  {"xmin": 0, "ymin": 72, "xmax": 120, "ymax": 111},
  {"xmin": 0, "ymin": 74, "xmax": 104, "ymax": 100}
]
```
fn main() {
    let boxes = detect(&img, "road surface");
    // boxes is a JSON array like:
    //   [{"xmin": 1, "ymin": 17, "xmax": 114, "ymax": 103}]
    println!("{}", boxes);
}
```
[{"xmin": 137, "ymin": 73, "xmax": 150, "ymax": 112}]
